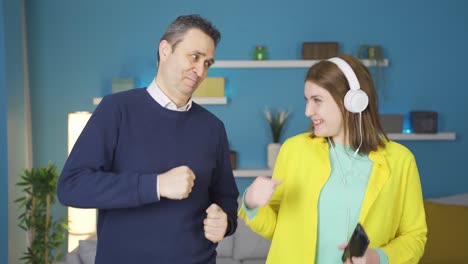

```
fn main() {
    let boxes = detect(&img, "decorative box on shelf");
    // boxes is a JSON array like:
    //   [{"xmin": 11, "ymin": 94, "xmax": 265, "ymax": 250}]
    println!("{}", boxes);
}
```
[{"xmin": 192, "ymin": 77, "xmax": 227, "ymax": 105}]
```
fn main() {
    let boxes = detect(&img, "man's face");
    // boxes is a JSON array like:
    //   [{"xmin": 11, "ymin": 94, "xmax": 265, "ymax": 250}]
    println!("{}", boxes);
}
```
[{"xmin": 158, "ymin": 28, "xmax": 215, "ymax": 102}]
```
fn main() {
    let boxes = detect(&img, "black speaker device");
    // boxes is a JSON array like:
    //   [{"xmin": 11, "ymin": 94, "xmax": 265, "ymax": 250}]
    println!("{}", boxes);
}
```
[{"xmin": 410, "ymin": 111, "xmax": 438, "ymax": 133}]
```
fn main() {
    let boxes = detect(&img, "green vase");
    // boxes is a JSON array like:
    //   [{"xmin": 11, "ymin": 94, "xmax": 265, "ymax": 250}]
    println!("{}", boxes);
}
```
[{"xmin": 253, "ymin": 45, "xmax": 268, "ymax": 60}]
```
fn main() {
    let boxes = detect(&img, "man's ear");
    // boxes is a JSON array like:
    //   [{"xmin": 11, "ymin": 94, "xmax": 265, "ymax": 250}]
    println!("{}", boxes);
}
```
[{"xmin": 158, "ymin": 40, "xmax": 172, "ymax": 62}]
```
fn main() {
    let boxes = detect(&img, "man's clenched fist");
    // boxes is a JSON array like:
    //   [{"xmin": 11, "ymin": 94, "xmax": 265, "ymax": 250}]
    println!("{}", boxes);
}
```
[
  {"xmin": 204, "ymin": 203, "xmax": 228, "ymax": 243},
  {"xmin": 159, "ymin": 165, "xmax": 195, "ymax": 200}
]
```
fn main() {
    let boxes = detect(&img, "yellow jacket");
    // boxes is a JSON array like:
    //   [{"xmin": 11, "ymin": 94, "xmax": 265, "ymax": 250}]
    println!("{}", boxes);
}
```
[{"xmin": 239, "ymin": 133, "xmax": 427, "ymax": 264}]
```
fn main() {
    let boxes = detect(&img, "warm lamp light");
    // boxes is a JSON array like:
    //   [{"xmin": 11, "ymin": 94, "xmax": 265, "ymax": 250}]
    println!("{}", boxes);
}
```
[
  {"xmin": 67, "ymin": 112, "xmax": 97, "ymax": 252},
  {"xmin": 68, "ymin": 112, "xmax": 92, "ymax": 154}
]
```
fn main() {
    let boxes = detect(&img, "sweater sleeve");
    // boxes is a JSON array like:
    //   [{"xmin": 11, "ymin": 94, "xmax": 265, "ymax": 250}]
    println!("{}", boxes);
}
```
[
  {"xmin": 57, "ymin": 96, "xmax": 158, "ymax": 209},
  {"xmin": 380, "ymin": 154, "xmax": 427, "ymax": 263},
  {"xmin": 209, "ymin": 121, "xmax": 239, "ymax": 237}
]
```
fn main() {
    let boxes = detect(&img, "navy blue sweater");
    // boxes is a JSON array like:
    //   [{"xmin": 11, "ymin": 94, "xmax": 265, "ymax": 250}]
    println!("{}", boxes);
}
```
[{"xmin": 58, "ymin": 88, "xmax": 239, "ymax": 264}]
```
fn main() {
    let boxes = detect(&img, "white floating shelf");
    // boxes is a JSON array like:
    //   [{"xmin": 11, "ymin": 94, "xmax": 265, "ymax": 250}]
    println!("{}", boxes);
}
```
[
  {"xmin": 388, "ymin": 132, "xmax": 456, "ymax": 141},
  {"xmin": 93, "ymin": 97, "xmax": 227, "ymax": 105},
  {"xmin": 212, "ymin": 59, "xmax": 388, "ymax": 68},
  {"xmin": 233, "ymin": 168, "xmax": 272, "ymax": 178},
  {"xmin": 192, "ymin": 97, "xmax": 227, "ymax": 105}
]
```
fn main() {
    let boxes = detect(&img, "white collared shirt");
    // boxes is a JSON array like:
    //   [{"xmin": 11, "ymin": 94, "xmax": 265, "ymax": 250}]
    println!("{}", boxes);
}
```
[
  {"xmin": 147, "ymin": 79, "xmax": 193, "ymax": 111},
  {"xmin": 146, "ymin": 78, "xmax": 193, "ymax": 200}
]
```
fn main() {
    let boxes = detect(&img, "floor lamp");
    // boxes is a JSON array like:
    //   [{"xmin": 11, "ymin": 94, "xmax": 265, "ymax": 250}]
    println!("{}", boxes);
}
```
[{"xmin": 67, "ymin": 112, "xmax": 97, "ymax": 252}]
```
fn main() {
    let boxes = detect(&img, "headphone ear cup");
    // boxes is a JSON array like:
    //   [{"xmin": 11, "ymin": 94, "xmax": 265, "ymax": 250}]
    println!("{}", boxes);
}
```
[{"xmin": 344, "ymin": 89, "xmax": 369, "ymax": 113}]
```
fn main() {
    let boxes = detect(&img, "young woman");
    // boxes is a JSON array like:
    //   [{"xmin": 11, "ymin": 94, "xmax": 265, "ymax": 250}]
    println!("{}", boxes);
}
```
[{"xmin": 239, "ymin": 54, "xmax": 427, "ymax": 264}]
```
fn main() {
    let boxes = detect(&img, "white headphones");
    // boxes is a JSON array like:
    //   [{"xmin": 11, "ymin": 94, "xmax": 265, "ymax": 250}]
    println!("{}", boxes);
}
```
[{"xmin": 327, "ymin": 57, "xmax": 369, "ymax": 113}]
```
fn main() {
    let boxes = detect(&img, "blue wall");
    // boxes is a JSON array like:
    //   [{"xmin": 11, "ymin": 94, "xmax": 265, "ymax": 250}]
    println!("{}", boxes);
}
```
[
  {"xmin": 25, "ymin": 0, "xmax": 468, "ymax": 204},
  {"xmin": 4, "ymin": 0, "xmax": 29, "ymax": 262},
  {"xmin": 0, "ymin": 0, "xmax": 8, "ymax": 261}
]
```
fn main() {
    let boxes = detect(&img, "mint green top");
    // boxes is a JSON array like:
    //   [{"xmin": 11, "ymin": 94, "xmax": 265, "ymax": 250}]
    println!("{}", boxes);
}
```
[{"xmin": 243, "ymin": 143, "xmax": 388, "ymax": 264}]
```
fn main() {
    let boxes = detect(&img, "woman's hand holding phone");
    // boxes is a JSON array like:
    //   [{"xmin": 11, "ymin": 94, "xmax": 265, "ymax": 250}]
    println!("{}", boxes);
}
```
[{"xmin": 341, "ymin": 223, "xmax": 374, "ymax": 263}]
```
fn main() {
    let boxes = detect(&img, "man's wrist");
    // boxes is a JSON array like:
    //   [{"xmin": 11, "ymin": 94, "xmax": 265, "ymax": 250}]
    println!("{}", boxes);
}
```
[
  {"xmin": 156, "ymin": 174, "xmax": 160, "ymax": 200},
  {"xmin": 224, "ymin": 217, "xmax": 231, "ymax": 237}
]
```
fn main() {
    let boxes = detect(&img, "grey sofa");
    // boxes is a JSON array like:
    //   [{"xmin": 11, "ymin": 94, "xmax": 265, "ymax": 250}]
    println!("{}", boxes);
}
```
[{"xmin": 66, "ymin": 214, "xmax": 270, "ymax": 264}]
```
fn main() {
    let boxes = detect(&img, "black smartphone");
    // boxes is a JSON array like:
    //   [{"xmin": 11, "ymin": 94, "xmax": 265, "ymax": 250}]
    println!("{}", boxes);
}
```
[{"xmin": 341, "ymin": 223, "xmax": 370, "ymax": 262}]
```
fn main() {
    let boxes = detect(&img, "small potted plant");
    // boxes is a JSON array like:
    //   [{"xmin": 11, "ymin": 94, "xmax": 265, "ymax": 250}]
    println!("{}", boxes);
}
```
[
  {"xmin": 15, "ymin": 162, "xmax": 68, "ymax": 264},
  {"xmin": 264, "ymin": 108, "xmax": 290, "ymax": 168}
]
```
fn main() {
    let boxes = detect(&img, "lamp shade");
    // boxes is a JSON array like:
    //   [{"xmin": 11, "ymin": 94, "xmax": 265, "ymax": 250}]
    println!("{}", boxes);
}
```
[
  {"xmin": 67, "ymin": 111, "xmax": 96, "ymax": 251},
  {"xmin": 68, "ymin": 112, "xmax": 92, "ymax": 155}
]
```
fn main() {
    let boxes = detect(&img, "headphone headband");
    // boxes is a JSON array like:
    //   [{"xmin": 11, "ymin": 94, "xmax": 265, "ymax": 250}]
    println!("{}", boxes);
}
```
[
  {"xmin": 327, "ymin": 57, "xmax": 368, "ymax": 113},
  {"xmin": 327, "ymin": 57, "xmax": 360, "ymax": 91}
]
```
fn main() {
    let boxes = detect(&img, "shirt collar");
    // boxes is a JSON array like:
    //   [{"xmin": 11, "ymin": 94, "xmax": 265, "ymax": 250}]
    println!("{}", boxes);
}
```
[{"xmin": 147, "ymin": 79, "xmax": 192, "ymax": 111}]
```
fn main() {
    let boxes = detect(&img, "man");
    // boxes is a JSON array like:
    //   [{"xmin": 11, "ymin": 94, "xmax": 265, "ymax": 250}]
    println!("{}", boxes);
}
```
[{"xmin": 58, "ymin": 14, "xmax": 239, "ymax": 264}]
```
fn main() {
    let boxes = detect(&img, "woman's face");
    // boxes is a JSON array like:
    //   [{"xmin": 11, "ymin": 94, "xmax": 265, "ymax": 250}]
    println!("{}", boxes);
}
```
[{"xmin": 304, "ymin": 81, "xmax": 346, "ymax": 144}]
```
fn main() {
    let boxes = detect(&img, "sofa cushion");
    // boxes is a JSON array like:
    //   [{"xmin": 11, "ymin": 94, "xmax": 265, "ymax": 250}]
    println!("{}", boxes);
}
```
[
  {"xmin": 65, "ymin": 252, "xmax": 82, "ymax": 264},
  {"xmin": 78, "ymin": 240, "xmax": 97, "ymax": 264},
  {"xmin": 215, "ymin": 257, "xmax": 241, "ymax": 264},
  {"xmin": 233, "ymin": 218, "xmax": 271, "ymax": 260},
  {"xmin": 217, "ymin": 233, "xmax": 234, "ymax": 257},
  {"xmin": 419, "ymin": 199, "xmax": 468, "ymax": 264},
  {"xmin": 243, "ymin": 260, "xmax": 267, "ymax": 264},
  {"xmin": 429, "ymin": 192, "xmax": 468, "ymax": 206}
]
